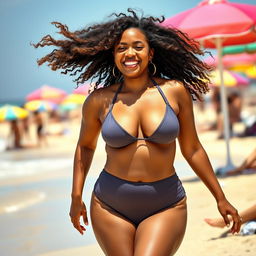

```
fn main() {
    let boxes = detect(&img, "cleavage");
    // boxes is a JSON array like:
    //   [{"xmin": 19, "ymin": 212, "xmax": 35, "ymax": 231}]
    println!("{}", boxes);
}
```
[{"xmin": 111, "ymin": 99, "xmax": 167, "ymax": 138}]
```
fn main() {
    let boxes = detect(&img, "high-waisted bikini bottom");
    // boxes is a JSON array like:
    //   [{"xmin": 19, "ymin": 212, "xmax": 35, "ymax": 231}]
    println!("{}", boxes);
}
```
[{"xmin": 93, "ymin": 169, "xmax": 186, "ymax": 226}]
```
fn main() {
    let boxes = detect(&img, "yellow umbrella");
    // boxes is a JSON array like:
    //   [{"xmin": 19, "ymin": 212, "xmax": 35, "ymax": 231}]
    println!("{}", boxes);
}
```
[
  {"xmin": 246, "ymin": 65, "xmax": 256, "ymax": 79},
  {"xmin": 230, "ymin": 65, "xmax": 256, "ymax": 79},
  {"xmin": 209, "ymin": 70, "xmax": 249, "ymax": 87},
  {"xmin": 24, "ymin": 100, "xmax": 57, "ymax": 112},
  {"xmin": 62, "ymin": 94, "xmax": 86, "ymax": 104},
  {"xmin": 0, "ymin": 105, "xmax": 28, "ymax": 121}
]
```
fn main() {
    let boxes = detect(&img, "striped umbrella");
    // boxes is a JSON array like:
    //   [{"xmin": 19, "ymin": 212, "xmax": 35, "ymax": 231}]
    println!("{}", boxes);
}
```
[
  {"xmin": 0, "ymin": 105, "xmax": 28, "ymax": 121},
  {"xmin": 162, "ymin": 0, "xmax": 256, "ymax": 173},
  {"xmin": 209, "ymin": 70, "xmax": 250, "ymax": 87},
  {"xmin": 24, "ymin": 100, "xmax": 57, "ymax": 112},
  {"xmin": 26, "ymin": 85, "xmax": 67, "ymax": 103},
  {"xmin": 230, "ymin": 65, "xmax": 256, "ymax": 79}
]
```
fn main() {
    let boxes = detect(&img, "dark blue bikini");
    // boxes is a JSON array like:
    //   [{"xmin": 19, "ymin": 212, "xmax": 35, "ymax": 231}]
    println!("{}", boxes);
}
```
[
  {"xmin": 101, "ymin": 78, "xmax": 180, "ymax": 148},
  {"xmin": 93, "ymin": 79, "xmax": 186, "ymax": 226}
]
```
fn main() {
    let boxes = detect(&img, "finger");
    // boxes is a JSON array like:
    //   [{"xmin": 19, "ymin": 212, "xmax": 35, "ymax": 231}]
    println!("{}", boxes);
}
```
[
  {"xmin": 230, "ymin": 212, "xmax": 239, "ymax": 234},
  {"xmin": 231, "ymin": 214, "xmax": 242, "ymax": 234},
  {"xmin": 82, "ymin": 212, "xmax": 89, "ymax": 226},
  {"xmin": 73, "ymin": 223, "xmax": 84, "ymax": 235},
  {"xmin": 222, "ymin": 214, "xmax": 230, "ymax": 227},
  {"xmin": 72, "ymin": 218, "xmax": 84, "ymax": 235},
  {"xmin": 82, "ymin": 202, "xmax": 89, "ymax": 226}
]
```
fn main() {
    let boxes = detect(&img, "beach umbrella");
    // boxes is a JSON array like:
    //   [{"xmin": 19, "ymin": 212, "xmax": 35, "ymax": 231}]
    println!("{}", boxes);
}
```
[
  {"xmin": 223, "ymin": 42, "xmax": 256, "ymax": 55},
  {"xmin": 244, "ymin": 65, "xmax": 256, "ymax": 79},
  {"xmin": 205, "ymin": 53, "xmax": 256, "ymax": 68},
  {"xmin": 24, "ymin": 100, "xmax": 57, "ymax": 112},
  {"xmin": 229, "ymin": 64, "xmax": 256, "ymax": 79},
  {"xmin": 209, "ymin": 70, "xmax": 250, "ymax": 87},
  {"xmin": 26, "ymin": 85, "xmax": 67, "ymax": 103},
  {"xmin": 62, "ymin": 94, "xmax": 86, "ymax": 105},
  {"xmin": 162, "ymin": 0, "xmax": 256, "ymax": 48},
  {"xmin": 73, "ymin": 82, "xmax": 104, "ymax": 95},
  {"xmin": 0, "ymin": 105, "xmax": 28, "ymax": 121},
  {"xmin": 59, "ymin": 102, "xmax": 80, "ymax": 111},
  {"xmin": 72, "ymin": 83, "xmax": 92, "ymax": 95},
  {"xmin": 162, "ymin": 0, "xmax": 256, "ymax": 173}
]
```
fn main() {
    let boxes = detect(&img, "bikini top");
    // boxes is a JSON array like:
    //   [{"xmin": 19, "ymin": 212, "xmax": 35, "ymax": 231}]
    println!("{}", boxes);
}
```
[{"xmin": 101, "ymin": 79, "xmax": 180, "ymax": 148}]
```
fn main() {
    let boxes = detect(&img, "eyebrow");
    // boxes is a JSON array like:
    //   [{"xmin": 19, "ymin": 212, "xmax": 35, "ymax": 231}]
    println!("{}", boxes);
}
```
[{"xmin": 118, "ymin": 41, "xmax": 144, "ymax": 45}]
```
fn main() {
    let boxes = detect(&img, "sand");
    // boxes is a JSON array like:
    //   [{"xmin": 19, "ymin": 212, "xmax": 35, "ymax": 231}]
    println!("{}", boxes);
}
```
[{"xmin": 0, "ymin": 106, "xmax": 255, "ymax": 256}]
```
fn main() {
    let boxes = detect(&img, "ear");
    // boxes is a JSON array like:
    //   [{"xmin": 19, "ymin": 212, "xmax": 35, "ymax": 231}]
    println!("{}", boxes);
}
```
[{"xmin": 149, "ymin": 48, "xmax": 154, "ymax": 61}]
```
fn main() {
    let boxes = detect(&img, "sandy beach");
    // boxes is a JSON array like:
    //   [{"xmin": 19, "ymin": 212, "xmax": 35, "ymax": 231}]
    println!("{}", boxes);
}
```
[{"xmin": 0, "ymin": 105, "xmax": 255, "ymax": 256}]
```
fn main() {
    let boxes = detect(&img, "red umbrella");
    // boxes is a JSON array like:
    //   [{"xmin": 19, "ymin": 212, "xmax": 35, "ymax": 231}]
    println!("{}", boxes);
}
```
[
  {"xmin": 162, "ymin": 0, "xmax": 256, "ymax": 173},
  {"xmin": 26, "ymin": 85, "xmax": 67, "ymax": 104}
]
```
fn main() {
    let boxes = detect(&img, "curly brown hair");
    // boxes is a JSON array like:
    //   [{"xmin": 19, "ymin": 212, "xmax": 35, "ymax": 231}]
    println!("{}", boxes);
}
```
[{"xmin": 33, "ymin": 8, "xmax": 212, "ymax": 99}]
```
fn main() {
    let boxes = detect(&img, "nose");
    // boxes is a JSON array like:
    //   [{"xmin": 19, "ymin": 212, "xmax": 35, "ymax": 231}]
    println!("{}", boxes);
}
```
[{"xmin": 126, "ymin": 47, "xmax": 135, "ymax": 57}]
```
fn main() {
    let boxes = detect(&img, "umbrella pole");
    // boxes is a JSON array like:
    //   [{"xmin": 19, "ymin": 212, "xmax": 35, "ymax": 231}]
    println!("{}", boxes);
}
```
[{"xmin": 216, "ymin": 38, "xmax": 235, "ymax": 174}]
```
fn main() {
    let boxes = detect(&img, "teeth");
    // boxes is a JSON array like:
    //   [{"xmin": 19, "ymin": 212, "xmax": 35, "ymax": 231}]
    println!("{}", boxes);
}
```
[{"xmin": 124, "ymin": 61, "xmax": 138, "ymax": 66}]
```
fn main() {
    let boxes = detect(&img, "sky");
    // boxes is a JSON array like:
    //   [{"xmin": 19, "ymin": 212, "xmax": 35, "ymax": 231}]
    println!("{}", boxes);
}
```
[{"xmin": 0, "ymin": 0, "xmax": 255, "ymax": 103}]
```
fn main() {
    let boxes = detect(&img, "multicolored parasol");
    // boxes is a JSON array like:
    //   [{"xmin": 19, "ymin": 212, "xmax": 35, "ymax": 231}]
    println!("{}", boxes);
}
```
[
  {"xmin": 26, "ymin": 85, "xmax": 67, "ymax": 103},
  {"xmin": 24, "ymin": 100, "xmax": 57, "ymax": 112},
  {"xmin": 209, "ymin": 70, "xmax": 250, "ymax": 87},
  {"xmin": 162, "ymin": 0, "xmax": 256, "ymax": 172},
  {"xmin": 0, "ymin": 105, "xmax": 29, "ymax": 121}
]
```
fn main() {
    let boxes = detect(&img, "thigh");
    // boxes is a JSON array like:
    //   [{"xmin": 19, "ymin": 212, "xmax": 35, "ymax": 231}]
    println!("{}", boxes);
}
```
[
  {"xmin": 134, "ymin": 197, "xmax": 187, "ymax": 256},
  {"xmin": 90, "ymin": 193, "xmax": 136, "ymax": 256}
]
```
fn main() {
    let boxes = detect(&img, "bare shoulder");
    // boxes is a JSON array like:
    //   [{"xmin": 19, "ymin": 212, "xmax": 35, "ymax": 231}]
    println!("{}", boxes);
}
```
[
  {"xmin": 85, "ymin": 84, "xmax": 117, "ymax": 105},
  {"xmin": 157, "ymin": 78, "xmax": 192, "ymax": 102},
  {"xmin": 82, "ymin": 83, "xmax": 119, "ymax": 116}
]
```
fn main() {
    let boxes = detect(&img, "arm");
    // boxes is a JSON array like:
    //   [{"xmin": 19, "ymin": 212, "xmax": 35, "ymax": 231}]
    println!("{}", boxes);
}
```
[
  {"xmin": 69, "ymin": 91, "xmax": 102, "ymax": 235},
  {"xmin": 176, "ymin": 84, "xmax": 241, "ymax": 234}
]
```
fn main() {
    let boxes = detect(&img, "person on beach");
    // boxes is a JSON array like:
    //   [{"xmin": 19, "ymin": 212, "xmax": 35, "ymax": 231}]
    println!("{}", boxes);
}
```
[
  {"xmin": 225, "ymin": 148, "xmax": 256, "ymax": 176},
  {"xmin": 7, "ymin": 119, "xmax": 22, "ymax": 149},
  {"xmin": 34, "ymin": 9, "xmax": 242, "ymax": 256},
  {"xmin": 33, "ymin": 110, "xmax": 47, "ymax": 147},
  {"xmin": 205, "ymin": 204, "xmax": 256, "ymax": 235},
  {"xmin": 209, "ymin": 87, "xmax": 243, "ymax": 139}
]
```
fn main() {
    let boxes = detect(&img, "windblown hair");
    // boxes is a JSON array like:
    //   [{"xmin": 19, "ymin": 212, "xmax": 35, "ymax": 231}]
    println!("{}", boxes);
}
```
[{"xmin": 33, "ymin": 8, "xmax": 213, "ymax": 99}]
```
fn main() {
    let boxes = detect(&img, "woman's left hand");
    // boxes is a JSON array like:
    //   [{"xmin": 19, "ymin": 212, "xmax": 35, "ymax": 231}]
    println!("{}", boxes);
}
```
[{"xmin": 217, "ymin": 199, "xmax": 242, "ymax": 234}]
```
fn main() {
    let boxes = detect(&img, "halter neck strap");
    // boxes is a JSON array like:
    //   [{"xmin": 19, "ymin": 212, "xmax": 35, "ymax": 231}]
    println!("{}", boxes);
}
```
[
  {"xmin": 112, "ymin": 82, "xmax": 124, "ymax": 104},
  {"xmin": 150, "ymin": 78, "xmax": 171, "ymax": 106}
]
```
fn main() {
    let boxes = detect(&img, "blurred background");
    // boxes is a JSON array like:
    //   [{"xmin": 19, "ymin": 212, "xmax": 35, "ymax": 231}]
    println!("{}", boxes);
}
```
[{"xmin": 0, "ymin": 0, "xmax": 255, "ymax": 255}]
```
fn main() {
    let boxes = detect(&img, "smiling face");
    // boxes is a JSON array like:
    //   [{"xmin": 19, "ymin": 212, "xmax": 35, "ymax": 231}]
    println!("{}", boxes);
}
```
[{"xmin": 114, "ymin": 28, "xmax": 154, "ymax": 79}]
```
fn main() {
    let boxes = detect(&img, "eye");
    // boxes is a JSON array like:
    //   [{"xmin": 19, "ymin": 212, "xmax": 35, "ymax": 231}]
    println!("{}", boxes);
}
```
[
  {"xmin": 135, "ymin": 46, "xmax": 143, "ymax": 51},
  {"xmin": 117, "ymin": 46, "xmax": 126, "ymax": 52}
]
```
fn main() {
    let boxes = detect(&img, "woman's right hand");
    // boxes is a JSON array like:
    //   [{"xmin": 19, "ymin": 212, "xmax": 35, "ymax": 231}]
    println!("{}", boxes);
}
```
[{"xmin": 69, "ymin": 199, "xmax": 88, "ymax": 235}]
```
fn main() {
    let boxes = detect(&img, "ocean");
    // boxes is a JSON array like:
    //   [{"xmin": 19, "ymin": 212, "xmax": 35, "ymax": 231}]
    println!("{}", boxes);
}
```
[{"xmin": 0, "ymin": 99, "xmax": 25, "ymax": 107}]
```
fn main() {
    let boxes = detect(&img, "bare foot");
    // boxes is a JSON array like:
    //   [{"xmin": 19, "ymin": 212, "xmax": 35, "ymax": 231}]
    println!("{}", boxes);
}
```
[{"xmin": 204, "ymin": 218, "xmax": 226, "ymax": 228}]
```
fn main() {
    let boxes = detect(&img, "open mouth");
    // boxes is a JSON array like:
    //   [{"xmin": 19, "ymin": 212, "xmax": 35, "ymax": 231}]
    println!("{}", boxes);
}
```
[{"xmin": 123, "ymin": 61, "xmax": 140, "ymax": 69}]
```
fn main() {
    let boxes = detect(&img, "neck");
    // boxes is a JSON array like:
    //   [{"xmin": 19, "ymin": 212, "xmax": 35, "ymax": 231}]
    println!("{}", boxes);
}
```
[{"xmin": 122, "ymin": 73, "xmax": 154, "ymax": 93}]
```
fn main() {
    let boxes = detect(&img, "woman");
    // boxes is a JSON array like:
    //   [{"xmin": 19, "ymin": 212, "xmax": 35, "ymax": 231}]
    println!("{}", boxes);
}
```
[{"xmin": 34, "ymin": 9, "xmax": 241, "ymax": 256}]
